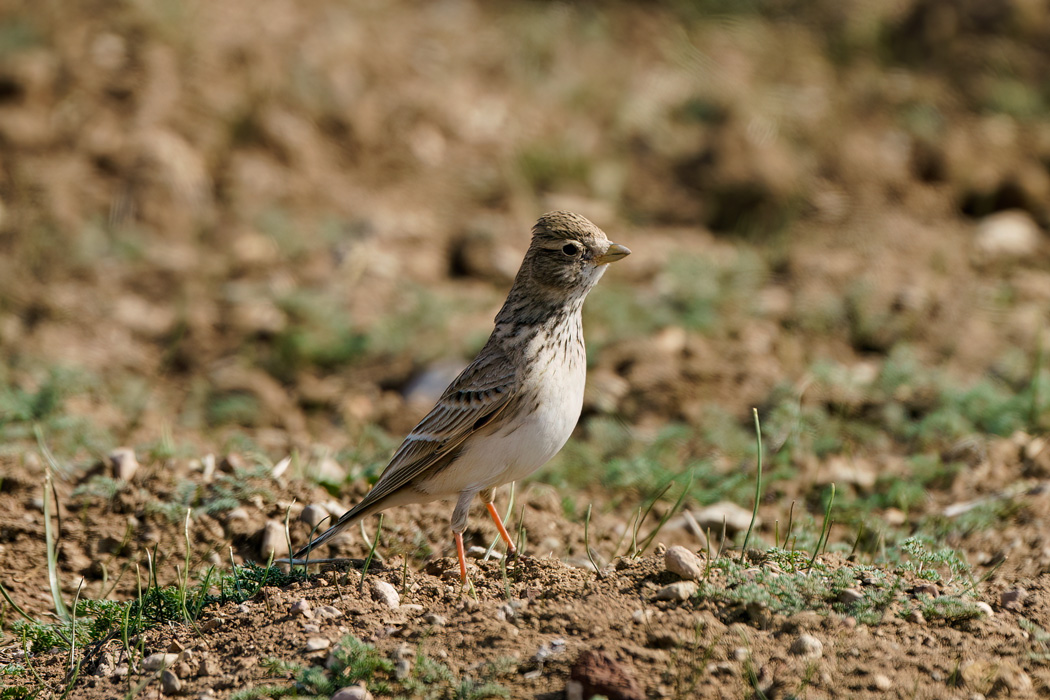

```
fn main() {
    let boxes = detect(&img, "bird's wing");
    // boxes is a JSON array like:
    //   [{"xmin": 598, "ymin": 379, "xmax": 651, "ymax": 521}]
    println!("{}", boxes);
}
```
[
  {"xmin": 360, "ymin": 351, "xmax": 519, "ymax": 506},
  {"xmin": 293, "ymin": 350, "xmax": 519, "ymax": 559}
]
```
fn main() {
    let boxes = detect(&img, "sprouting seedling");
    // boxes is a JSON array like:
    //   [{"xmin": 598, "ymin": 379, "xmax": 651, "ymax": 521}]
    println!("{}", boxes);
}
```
[
  {"xmin": 514, "ymin": 504, "xmax": 527, "ymax": 557},
  {"xmin": 630, "ymin": 483, "xmax": 674, "ymax": 558},
  {"xmin": 69, "ymin": 577, "xmax": 84, "ymax": 672},
  {"xmin": 282, "ymin": 501, "xmax": 295, "ymax": 571},
  {"xmin": 583, "ymin": 503, "xmax": 604, "ymax": 580},
  {"xmin": 848, "ymin": 521, "xmax": 865, "ymax": 560},
  {"xmin": 637, "ymin": 471, "xmax": 695, "ymax": 556},
  {"xmin": 806, "ymin": 483, "xmax": 836, "ymax": 573},
  {"xmin": 782, "ymin": 501, "xmax": 796, "ymax": 550},
  {"xmin": 37, "ymin": 430, "xmax": 70, "ymax": 623},
  {"xmin": 611, "ymin": 508, "xmax": 639, "ymax": 560},
  {"xmin": 358, "ymin": 514, "xmax": 384, "ymax": 594},
  {"xmin": 741, "ymin": 408, "xmax": 763, "ymax": 558}
]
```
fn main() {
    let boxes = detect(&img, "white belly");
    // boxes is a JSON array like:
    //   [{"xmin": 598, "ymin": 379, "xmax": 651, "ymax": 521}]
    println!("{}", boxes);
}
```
[{"xmin": 417, "ymin": 332, "xmax": 586, "ymax": 498}]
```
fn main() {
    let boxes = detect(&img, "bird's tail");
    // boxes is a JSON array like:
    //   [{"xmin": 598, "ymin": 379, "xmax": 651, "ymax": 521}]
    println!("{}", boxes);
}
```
[{"xmin": 289, "ymin": 501, "xmax": 372, "ymax": 561}]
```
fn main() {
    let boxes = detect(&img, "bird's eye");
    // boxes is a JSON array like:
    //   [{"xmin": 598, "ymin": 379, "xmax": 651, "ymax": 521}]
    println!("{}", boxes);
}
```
[{"xmin": 562, "ymin": 243, "xmax": 579, "ymax": 256}]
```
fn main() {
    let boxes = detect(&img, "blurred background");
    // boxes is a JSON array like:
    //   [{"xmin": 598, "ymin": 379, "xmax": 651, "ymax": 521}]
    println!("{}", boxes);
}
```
[{"xmin": 1, "ymin": 0, "xmax": 1050, "ymax": 547}]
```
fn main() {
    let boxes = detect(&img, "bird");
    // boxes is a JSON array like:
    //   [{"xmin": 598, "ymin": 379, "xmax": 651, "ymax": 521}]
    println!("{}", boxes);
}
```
[{"xmin": 291, "ymin": 211, "xmax": 630, "ymax": 581}]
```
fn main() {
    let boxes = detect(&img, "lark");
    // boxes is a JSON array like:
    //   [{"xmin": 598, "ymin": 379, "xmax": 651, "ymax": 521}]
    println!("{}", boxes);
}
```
[{"xmin": 292, "ymin": 211, "xmax": 630, "ymax": 580}]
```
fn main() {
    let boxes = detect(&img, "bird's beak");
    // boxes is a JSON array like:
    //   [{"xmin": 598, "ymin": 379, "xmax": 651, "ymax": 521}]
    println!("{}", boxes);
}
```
[{"xmin": 596, "ymin": 243, "xmax": 631, "ymax": 265}]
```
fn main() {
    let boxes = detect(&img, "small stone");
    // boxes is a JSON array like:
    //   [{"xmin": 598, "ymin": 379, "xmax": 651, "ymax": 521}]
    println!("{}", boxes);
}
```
[
  {"xmin": 259, "ymin": 520, "xmax": 289, "ymax": 560},
  {"xmin": 108, "ymin": 448, "xmax": 139, "ymax": 481},
  {"xmin": 631, "ymin": 609, "xmax": 655, "ymax": 625},
  {"xmin": 664, "ymin": 546, "xmax": 704, "ymax": 581},
  {"xmin": 161, "ymin": 669, "xmax": 182, "ymax": 694},
  {"xmin": 315, "ymin": 458, "xmax": 346, "ymax": 484},
  {"xmin": 653, "ymin": 581, "xmax": 698, "ymax": 602},
  {"xmin": 316, "ymin": 605, "xmax": 343, "ymax": 619},
  {"xmin": 330, "ymin": 685, "xmax": 373, "ymax": 700},
  {"xmin": 975, "ymin": 210, "xmax": 1041, "ymax": 259},
  {"xmin": 692, "ymin": 502, "xmax": 758, "ymax": 534},
  {"xmin": 871, "ymin": 673, "xmax": 892, "ymax": 691},
  {"xmin": 225, "ymin": 508, "xmax": 249, "ymax": 522},
  {"xmin": 975, "ymin": 601, "xmax": 994, "ymax": 616},
  {"xmin": 788, "ymin": 634, "xmax": 823, "ymax": 659},
  {"xmin": 399, "ymin": 604, "xmax": 425, "ymax": 616},
  {"xmin": 467, "ymin": 545, "xmax": 501, "ymax": 559},
  {"xmin": 93, "ymin": 651, "xmax": 116, "ymax": 677},
  {"xmin": 306, "ymin": 637, "xmax": 331, "ymax": 652},
  {"xmin": 1001, "ymin": 588, "xmax": 1026, "ymax": 610},
  {"xmin": 837, "ymin": 588, "xmax": 864, "ymax": 605},
  {"xmin": 144, "ymin": 653, "xmax": 180, "ymax": 672},
  {"xmin": 301, "ymin": 505, "xmax": 331, "ymax": 532},
  {"xmin": 290, "ymin": 599, "xmax": 314, "ymax": 619},
  {"xmin": 197, "ymin": 657, "xmax": 219, "ymax": 677},
  {"xmin": 370, "ymin": 580, "xmax": 400, "ymax": 609},
  {"xmin": 423, "ymin": 613, "xmax": 447, "ymax": 627}
]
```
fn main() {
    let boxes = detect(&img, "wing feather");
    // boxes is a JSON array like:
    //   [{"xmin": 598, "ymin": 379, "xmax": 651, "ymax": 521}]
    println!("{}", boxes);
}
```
[{"xmin": 344, "ymin": 352, "xmax": 518, "ymax": 511}]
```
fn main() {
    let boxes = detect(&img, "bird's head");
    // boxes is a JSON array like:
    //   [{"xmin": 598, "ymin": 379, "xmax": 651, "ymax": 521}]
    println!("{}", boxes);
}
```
[{"xmin": 521, "ymin": 211, "xmax": 630, "ymax": 300}]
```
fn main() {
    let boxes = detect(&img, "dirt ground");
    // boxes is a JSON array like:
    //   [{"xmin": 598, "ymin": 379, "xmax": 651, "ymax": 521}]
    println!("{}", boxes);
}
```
[{"xmin": 3, "ymin": 0, "xmax": 1050, "ymax": 698}]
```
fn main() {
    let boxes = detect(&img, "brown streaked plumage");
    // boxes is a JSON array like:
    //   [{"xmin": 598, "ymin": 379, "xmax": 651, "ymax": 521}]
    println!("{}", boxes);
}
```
[{"xmin": 291, "ymin": 211, "xmax": 630, "ymax": 580}]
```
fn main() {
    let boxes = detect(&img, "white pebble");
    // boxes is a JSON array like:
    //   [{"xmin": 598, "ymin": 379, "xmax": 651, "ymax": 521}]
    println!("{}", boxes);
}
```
[
  {"xmin": 664, "ymin": 546, "xmax": 704, "ymax": 581},
  {"xmin": 259, "ymin": 520, "xmax": 288, "ymax": 559},
  {"xmin": 653, "ymin": 581, "xmax": 698, "ymax": 602},
  {"xmin": 789, "ymin": 634, "xmax": 823, "ymax": 659},
  {"xmin": 306, "ymin": 637, "xmax": 331, "ymax": 652},
  {"xmin": 370, "ymin": 580, "xmax": 400, "ymax": 609}
]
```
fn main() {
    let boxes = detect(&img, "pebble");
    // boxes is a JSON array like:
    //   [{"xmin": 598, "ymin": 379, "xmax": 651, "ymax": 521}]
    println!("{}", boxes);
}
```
[
  {"xmin": 290, "ymin": 599, "xmax": 313, "ymax": 618},
  {"xmin": 370, "ymin": 580, "xmax": 400, "ymax": 609},
  {"xmin": 301, "ymin": 505, "xmax": 331, "ymax": 532},
  {"xmin": 664, "ymin": 546, "xmax": 704, "ymax": 581},
  {"xmin": 837, "ymin": 588, "xmax": 864, "ymax": 605},
  {"xmin": 315, "ymin": 458, "xmax": 346, "ymax": 484},
  {"xmin": 631, "ymin": 609, "xmax": 655, "ymax": 624},
  {"xmin": 871, "ymin": 673, "xmax": 892, "ymax": 691},
  {"xmin": 975, "ymin": 210, "xmax": 1041, "ymax": 259},
  {"xmin": 316, "ymin": 605, "xmax": 343, "ymax": 619},
  {"xmin": 467, "ymin": 545, "xmax": 501, "ymax": 559},
  {"xmin": 423, "ymin": 613, "xmax": 447, "ymax": 627},
  {"xmin": 653, "ymin": 581, "xmax": 698, "ymax": 602},
  {"xmin": 788, "ymin": 634, "xmax": 823, "ymax": 659},
  {"xmin": 331, "ymin": 685, "xmax": 374, "ymax": 700},
  {"xmin": 108, "ymin": 448, "xmax": 139, "ymax": 481},
  {"xmin": 161, "ymin": 669, "xmax": 182, "ymax": 694},
  {"xmin": 225, "ymin": 508, "xmax": 249, "ymax": 522},
  {"xmin": 306, "ymin": 637, "xmax": 331, "ymax": 652},
  {"xmin": 399, "ymin": 604, "xmax": 425, "ymax": 616},
  {"xmin": 259, "ymin": 520, "xmax": 289, "ymax": 559},
  {"xmin": 692, "ymin": 502, "xmax": 758, "ymax": 534},
  {"xmin": 975, "ymin": 601, "xmax": 994, "ymax": 616},
  {"xmin": 144, "ymin": 653, "xmax": 180, "ymax": 672}
]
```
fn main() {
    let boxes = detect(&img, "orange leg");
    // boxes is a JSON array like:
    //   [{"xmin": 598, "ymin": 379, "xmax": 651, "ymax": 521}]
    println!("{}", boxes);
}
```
[
  {"xmin": 455, "ymin": 531, "xmax": 468, "ymax": 582},
  {"xmin": 486, "ymin": 502, "xmax": 517, "ymax": 555}
]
